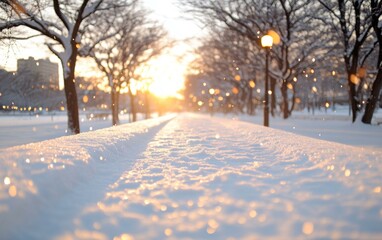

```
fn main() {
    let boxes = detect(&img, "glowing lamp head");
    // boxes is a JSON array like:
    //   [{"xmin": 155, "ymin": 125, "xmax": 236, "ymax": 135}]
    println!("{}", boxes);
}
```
[{"xmin": 261, "ymin": 35, "xmax": 273, "ymax": 48}]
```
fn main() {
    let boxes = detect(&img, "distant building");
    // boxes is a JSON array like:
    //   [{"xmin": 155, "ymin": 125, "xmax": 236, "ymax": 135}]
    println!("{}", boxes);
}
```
[
  {"xmin": 0, "ymin": 69, "xmax": 15, "ymax": 90},
  {"xmin": 0, "ymin": 69, "xmax": 14, "ymax": 78},
  {"xmin": 17, "ymin": 57, "xmax": 59, "ymax": 90}
]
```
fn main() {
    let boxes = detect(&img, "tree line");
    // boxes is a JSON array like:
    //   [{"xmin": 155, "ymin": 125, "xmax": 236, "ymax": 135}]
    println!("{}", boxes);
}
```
[{"xmin": 182, "ymin": 0, "xmax": 382, "ymax": 124}]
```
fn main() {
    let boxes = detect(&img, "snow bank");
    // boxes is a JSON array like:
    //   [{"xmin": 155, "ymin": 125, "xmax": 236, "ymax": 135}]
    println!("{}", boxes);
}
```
[
  {"xmin": 0, "ymin": 113, "xmax": 381, "ymax": 239},
  {"xmin": 0, "ymin": 114, "xmax": 174, "ymax": 239},
  {"xmin": 235, "ymin": 112, "xmax": 382, "ymax": 149}
]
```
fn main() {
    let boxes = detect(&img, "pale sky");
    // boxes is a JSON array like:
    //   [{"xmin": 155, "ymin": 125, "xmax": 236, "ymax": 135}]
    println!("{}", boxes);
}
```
[
  {"xmin": 0, "ymin": 0, "xmax": 203, "ymax": 96},
  {"xmin": 0, "ymin": 0, "xmax": 202, "ymax": 71},
  {"xmin": 143, "ymin": 0, "xmax": 202, "ymax": 40}
]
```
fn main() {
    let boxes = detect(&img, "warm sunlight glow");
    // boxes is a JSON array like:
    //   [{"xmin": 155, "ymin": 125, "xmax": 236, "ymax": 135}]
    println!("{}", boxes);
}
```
[
  {"xmin": 144, "ymin": 55, "xmax": 186, "ymax": 99},
  {"xmin": 302, "ymin": 222, "xmax": 314, "ymax": 235}
]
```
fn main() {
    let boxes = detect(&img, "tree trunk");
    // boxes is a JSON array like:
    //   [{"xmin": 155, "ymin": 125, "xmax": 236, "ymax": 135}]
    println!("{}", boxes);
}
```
[
  {"xmin": 145, "ymin": 92, "xmax": 150, "ymax": 119},
  {"xmin": 356, "ymin": 76, "xmax": 365, "ymax": 110},
  {"xmin": 111, "ymin": 89, "xmax": 120, "ymax": 125},
  {"xmin": 270, "ymin": 76, "xmax": 277, "ymax": 117},
  {"xmin": 129, "ymin": 91, "xmax": 137, "ymax": 122},
  {"xmin": 63, "ymin": 76, "xmax": 80, "ymax": 134},
  {"xmin": 288, "ymin": 87, "xmax": 296, "ymax": 116},
  {"xmin": 362, "ymin": 69, "xmax": 382, "ymax": 123},
  {"xmin": 248, "ymin": 87, "xmax": 254, "ymax": 115},
  {"xmin": 362, "ymin": 0, "xmax": 382, "ymax": 124},
  {"xmin": 264, "ymin": 50, "xmax": 270, "ymax": 127},
  {"xmin": 281, "ymin": 80, "xmax": 289, "ymax": 119},
  {"xmin": 64, "ymin": 51, "xmax": 80, "ymax": 134},
  {"xmin": 239, "ymin": 91, "xmax": 247, "ymax": 113},
  {"xmin": 347, "ymin": 74, "xmax": 359, "ymax": 122}
]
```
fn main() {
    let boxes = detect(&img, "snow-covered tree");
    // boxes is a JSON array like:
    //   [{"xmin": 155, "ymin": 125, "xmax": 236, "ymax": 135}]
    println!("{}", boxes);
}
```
[{"xmin": 0, "ymin": 0, "xmax": 136, "ymax": 133}]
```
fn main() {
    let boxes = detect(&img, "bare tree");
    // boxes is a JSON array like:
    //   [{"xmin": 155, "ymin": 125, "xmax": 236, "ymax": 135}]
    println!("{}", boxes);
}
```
[
  {"xmin": 362, "ymin": 0, "xmax": 382, "ymax": 123},
  {"xmin": 83, "ymin": 6, "xmax": 167, "ymax": 125},
  {"xmin": 122, "ymin": 25, "xmax": 168, "ymax": 122},
  {"xmin": 0, "ymin": 0, "xmax": 135, "ymax": 133},
  {"xmin": 81, "ymin": 3, "xmax": 143, "ymax": 125},
  {"xmin": 318, "ymin": 0, "xmax": 375, "ymax": 122},
  {"xmin": 189, "ymin": 27, "xmax": 260, "ymax": 114},
  {"xmin": 182, "ymin": 0, "xmax": 333, "ymax": 118}
]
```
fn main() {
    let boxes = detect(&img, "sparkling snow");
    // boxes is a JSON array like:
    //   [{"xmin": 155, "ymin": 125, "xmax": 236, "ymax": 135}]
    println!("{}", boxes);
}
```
[{"xmin": 0, "ymin": 113, "xmax": 382, "ymax": 239}]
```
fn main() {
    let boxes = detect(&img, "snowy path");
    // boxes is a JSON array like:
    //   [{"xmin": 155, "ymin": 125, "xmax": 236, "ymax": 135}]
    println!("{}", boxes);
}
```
[{"xmin": 1, "ymin": 114, "xmax": 382, "ymax": 239}]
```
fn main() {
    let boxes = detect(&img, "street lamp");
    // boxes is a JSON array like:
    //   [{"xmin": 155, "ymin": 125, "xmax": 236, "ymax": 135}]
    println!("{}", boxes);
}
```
[{"xmin": 261, "ymin": 34, "xmax": 273, "ymax": 127}]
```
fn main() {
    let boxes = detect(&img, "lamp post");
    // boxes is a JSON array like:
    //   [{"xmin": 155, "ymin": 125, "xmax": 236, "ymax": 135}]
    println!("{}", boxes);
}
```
[{"xmin": 261, "ymin": 34, "xmax": 273, "ymax": 127}]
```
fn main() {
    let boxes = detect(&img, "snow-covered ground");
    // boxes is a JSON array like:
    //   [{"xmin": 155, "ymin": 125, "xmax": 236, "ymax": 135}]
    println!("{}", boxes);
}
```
[
  {"xmin": 236, "ymin": 108, "xmax": 382, "ymax": 149},
  {"xmin": 0, "ymin": 112, "xmax": 142, "ymax": 149},
  {"xmin": 1, "ymin": 107, "xmax": 381, "ymax": 150},
  {"xmin": 0, "ymin": 112, "xmax": 381, "ymax": 239}
]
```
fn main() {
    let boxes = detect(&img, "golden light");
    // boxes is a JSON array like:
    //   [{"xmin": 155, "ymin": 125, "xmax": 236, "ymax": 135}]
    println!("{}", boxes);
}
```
[
  {"xmin": 232, "ymin": 87, "xmax": 239, "ymax": 95},
  {"xmin": 164, "ymin": 228, "xmax": 172, "ymax": 236},
  {"xmin": 249, "ymin": 80, "xmax": 256, "ymax": 88},
  {"xmin": 8, "ymin": 185, "xmax": 17, "ymax": 197},
  {"xmin": 113, "ymin": 233, "xmax": 134, "ymax": 240},
  {"xmin": 350, "ymin": 74, "xmax": 360, "ymax": 85},
  {"xmin": 82, "ymin": 95, "xmax": 89, "ymax": 103},
  {"xmin": 302, "ymin": 222, "xmax": 314, "ymax": 235},
  {"xmin": 208, "ymin": 219, "xmax": 219, "ymax": 229},
  {"xmin": 142, "ymin": 55, "xmax": 186, "ymax": 99},
  {"xmin": 267, "ymin": 30, "xmax": 280, "ymax": 45},
  {"xmin": 249, "ymin": 210, "xmax": 257, "ymax": 218},
  {"xmin": 234, "ymin": 75, "xmax": 241, "ymax": 81},
  {"xmin": 261, "ymin": 35, "xmax": 273, "ymax": 48}
]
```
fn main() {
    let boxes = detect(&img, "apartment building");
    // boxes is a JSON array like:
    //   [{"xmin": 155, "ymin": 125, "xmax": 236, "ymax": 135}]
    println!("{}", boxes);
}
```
[{"xmin": 17, "ymin": 57, "xmax": 59, "ymax": 90}]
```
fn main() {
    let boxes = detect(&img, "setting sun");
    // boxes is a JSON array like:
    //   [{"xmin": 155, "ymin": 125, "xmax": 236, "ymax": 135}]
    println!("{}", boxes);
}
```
[{"xmin": 143, "ymin": 55, "xmax": 186, "ymax": 99}]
